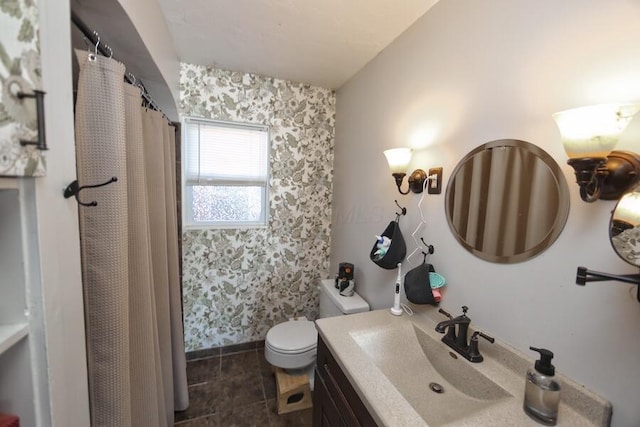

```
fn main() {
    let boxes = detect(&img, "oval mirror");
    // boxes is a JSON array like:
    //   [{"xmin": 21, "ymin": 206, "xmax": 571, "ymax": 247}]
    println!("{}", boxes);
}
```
[
  {"xmin": 445, "ymin": 139, "xmax": 570, "ymax": 263},
  {"xmin": 610, "ymin": 184, "xmax": 640, "ymax": 267}
]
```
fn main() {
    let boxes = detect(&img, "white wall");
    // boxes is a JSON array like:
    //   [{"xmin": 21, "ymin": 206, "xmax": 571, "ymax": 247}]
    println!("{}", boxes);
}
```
[
  {"xmin": 117, "ymin": 0, "xmax": 180, "ymax": 119},
  {"xmin": 331, "ymin": 1, "xmax": 640, "ymax": 426},
  {"xmin": 36, "ymin": 0, "xmax": 91, "ymax": 425}
]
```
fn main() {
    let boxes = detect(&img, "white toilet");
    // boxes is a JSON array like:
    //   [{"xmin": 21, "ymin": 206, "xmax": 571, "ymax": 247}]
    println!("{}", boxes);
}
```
[{"xmin": 264, "ymin": 278, "xmax": 370, "ymax": 388}]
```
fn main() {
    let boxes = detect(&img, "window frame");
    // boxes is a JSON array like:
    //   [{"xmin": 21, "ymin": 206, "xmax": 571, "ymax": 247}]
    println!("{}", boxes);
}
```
[{"xmin": 181, "ymin": 117, "xmax": 270, "ymax": 230}]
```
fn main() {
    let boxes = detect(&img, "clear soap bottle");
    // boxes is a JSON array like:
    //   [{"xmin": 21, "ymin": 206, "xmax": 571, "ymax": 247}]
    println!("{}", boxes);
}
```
[{"xmin": 523, "ymin": 346, "xmax": 561, "ymax": 426}]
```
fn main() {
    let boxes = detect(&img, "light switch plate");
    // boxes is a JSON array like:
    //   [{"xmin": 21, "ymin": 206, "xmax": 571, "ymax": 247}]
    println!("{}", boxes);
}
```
[{"xmin": 428, "ymin": 167, "xmax": 443, "ymax": 194}]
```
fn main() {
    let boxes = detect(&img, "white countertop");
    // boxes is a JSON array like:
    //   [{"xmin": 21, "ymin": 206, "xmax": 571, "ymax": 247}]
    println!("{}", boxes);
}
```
[{"xmin": 315, "ymin": 306, "xmax": 611, "ymax": 427}]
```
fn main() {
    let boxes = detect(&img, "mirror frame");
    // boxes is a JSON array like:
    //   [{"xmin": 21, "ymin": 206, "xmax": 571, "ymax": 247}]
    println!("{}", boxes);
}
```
[{"xmin": 445, "ymin": 139, "xmax": 570, "ymax": 263}]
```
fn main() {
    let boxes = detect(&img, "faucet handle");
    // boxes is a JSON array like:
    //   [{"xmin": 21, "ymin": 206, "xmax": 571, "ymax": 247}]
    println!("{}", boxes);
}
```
[
  {"xmin": 468, "ymin": 331, "xmax": 494, "ymax": 363},
  {"xmin": 461, "ymin": 305, "xmax": 469, "ymax": 315},
  {"xmin": 438, "ymin": 308, "xmax": 453, "ymax": 319},
  {"xmin": 473, "ymin": 331, "xmax": 495, "ymax": 343}
]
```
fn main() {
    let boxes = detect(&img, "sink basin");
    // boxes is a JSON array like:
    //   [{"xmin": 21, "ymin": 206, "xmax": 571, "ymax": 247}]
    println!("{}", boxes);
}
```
[{"xmin": 350, "ymin": 322, "xmax": 512, "ymax": 426}]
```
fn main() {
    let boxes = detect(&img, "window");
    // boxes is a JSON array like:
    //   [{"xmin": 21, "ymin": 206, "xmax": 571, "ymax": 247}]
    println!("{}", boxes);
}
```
[{"xmin": 183, "ymin": 117, "xmax": 270, "ymax": 228}]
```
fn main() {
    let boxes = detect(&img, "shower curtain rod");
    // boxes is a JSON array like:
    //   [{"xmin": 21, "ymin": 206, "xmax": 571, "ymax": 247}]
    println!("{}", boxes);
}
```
[{"xmin": 70, "ymin": 11, "xmax": 171, "ymax": 122}]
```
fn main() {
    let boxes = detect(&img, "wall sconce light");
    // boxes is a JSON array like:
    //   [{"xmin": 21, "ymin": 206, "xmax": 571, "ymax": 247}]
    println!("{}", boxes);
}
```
[
  {"xmin": 553, "ymin": 103, "xmax": 640, "ymax": 202},
  {"xmin": 383, "ymin": 148, "xmax": 443, "ymax": 195}
]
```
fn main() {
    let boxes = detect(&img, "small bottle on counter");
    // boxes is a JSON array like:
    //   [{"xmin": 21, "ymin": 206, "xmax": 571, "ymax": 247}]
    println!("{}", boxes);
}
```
[{"xmin": 523, "ymin": 346, "xmax": 561, "ymax": 425}]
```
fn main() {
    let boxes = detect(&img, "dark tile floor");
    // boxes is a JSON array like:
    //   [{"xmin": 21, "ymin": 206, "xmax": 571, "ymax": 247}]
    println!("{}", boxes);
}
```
[{"xmin": 175, "ymin": 348, "xmax": 313, "ymax": 427}]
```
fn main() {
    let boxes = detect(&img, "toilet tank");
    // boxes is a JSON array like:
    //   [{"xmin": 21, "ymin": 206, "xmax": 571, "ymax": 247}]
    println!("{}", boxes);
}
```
[{"xmin": 318, "ymin": 279, "xmax": 369, "ymax": 318}]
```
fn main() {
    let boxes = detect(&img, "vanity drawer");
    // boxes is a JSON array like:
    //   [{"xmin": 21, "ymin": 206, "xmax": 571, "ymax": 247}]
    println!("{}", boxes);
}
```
[
  {"xmin": 313, "ymin": 369, "xmax": 347, "ymax": 427},
  {"xmin": 313, "ymin": 336, "xmax": 377, "ymax": 427}
]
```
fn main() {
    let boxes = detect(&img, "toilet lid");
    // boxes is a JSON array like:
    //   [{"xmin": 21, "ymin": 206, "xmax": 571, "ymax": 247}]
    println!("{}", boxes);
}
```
[{"xmin": 267, "ymin": 320, "xmax": 317, "ymax": 353}]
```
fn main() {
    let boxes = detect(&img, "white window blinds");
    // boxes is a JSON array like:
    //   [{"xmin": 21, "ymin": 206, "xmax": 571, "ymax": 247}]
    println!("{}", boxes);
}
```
[
  {"xmin": 184, "ymin": 118, "xmax": 269, "ymax": 186},
  {"xmin": 182, "ymin": 117, "xmax": 270, "ymax": 228}
]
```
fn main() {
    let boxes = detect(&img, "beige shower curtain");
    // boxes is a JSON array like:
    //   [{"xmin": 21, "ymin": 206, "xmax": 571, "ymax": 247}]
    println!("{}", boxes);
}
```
[{"xmin": 74, "ymin": 50, "xmax": 188, "ymax": 427}]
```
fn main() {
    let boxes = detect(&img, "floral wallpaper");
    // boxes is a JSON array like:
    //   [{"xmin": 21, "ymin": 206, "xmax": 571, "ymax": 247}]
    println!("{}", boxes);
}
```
[
  {"xmin": 0, "ymin": 0, "xmax": 45, "ymax": 176},
  {"xmin": 180, "ymin": 63, "xmax": 336, "ymax": 350}
]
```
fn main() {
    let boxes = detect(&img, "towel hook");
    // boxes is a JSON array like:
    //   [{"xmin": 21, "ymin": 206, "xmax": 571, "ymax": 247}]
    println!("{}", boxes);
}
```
[
  {"xmin": 421, "ymin": 237, "xmax": 434, "ymax": 253},
  {"xmin": 394, "ymin": 199, "xmax": 407, "ymax": 221},
  {"xmin": 421, "ymin": 238, "xmax": 434, "ymax": 263},
  {"xmin": 63, "ymin": 177, "xmax": 118, "ymax": 207}
]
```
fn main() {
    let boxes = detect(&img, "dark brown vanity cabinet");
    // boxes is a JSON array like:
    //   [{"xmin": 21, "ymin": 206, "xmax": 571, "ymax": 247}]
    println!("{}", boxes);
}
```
[{"xmin": 313, "ymin": 336, "xmax": 378, "ymax": 427}]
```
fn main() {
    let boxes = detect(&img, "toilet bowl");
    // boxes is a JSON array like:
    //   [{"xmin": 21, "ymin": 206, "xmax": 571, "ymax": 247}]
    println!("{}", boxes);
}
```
[
  {"xmin": 265, "ymin": 317, "xmax": 317, "ymax": 370},
  {"xmin": 264, "ymin": 278, "xmax": 370, "ymax": 388}
]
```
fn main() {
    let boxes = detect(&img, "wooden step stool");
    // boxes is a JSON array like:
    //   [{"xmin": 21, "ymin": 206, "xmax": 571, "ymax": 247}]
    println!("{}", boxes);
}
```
[{"xmin": 274, "ymin": 367, "xmax": 313, "ymax": 415}]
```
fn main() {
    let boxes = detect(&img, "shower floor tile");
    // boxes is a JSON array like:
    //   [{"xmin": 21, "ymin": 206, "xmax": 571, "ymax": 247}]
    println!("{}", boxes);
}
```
[{"xmin": 175, "ymin": 348, "xmax": 313, "ymax": 427}]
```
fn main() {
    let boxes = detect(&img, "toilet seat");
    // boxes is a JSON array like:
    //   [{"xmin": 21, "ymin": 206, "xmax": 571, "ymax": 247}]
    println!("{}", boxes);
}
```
[
  {"xmin": 266, "ymin": 319, "xmax": 317, "ymax": 352},
  {"xmin": 265, "ymin": 319, "xmax": 318, "ymax": 370}
]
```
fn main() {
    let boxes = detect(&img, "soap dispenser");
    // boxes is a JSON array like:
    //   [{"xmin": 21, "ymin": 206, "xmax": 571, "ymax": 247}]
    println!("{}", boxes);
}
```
[{"xmin": 524, "ymin": 346, "xmax": 561, "ymax": 425}]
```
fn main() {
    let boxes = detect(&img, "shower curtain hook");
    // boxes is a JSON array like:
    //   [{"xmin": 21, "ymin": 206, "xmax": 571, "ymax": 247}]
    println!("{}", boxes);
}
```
[
  {"xmin": 87, "ymin": 30, "xmax": 100, "ymax": 62},
  {"xmin": 94, "ymin": 31, "xmax": 100, "ymax": 54}
]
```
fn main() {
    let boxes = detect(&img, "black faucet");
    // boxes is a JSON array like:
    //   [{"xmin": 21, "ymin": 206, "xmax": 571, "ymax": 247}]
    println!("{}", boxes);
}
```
[
  {"xmin": 435, "ymin": 306, "xmax": 494, "ymax": 363},
  {"xmin": 435, "ymin": 306, "xmax": 470, "ymax": 347}
]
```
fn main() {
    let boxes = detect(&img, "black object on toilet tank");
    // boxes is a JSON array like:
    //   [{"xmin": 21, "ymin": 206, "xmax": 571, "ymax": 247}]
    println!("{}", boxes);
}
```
[
  {"xmin": 335, "ymin": 263, "xmax": 355, "ymax": 296},
  {"xmin": 337, "ymin": 263, "xmax": 354, "ymax": 281}
]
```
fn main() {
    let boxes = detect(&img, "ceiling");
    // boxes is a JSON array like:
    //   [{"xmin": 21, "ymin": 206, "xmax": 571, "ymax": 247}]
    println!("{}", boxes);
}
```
[{"xmin": 157, "ymin": 0, "xmax": 439, "ymax": 89}]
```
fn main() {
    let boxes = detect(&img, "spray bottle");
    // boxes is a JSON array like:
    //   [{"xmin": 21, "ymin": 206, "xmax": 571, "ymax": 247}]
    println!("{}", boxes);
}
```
[{"xmin": 390, "ymin": 262, "xmax": 403, "ymax": 316}]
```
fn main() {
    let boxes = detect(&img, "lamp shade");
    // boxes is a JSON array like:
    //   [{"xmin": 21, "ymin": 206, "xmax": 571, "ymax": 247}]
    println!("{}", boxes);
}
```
[
  {"xmin": 383, "ymin": 148, "xmax": 412, "ymax": 174},
  {"xmin": 553, "ymin": 103, "xmax": 640, "ymax": 158}
]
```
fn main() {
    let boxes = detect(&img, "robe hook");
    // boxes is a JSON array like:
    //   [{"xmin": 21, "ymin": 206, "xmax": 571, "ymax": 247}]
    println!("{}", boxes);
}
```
[
  {"xmin": 63, "ymin": 176, "xmax": 118, "ymax": 207},
  {"xmin": 395, "ymin": 199, "xmax": 407, "ymax": 216},
  {"xmin": 420, "ymin": 237, "xmax": 435, "ymax": 262},
  {"xmin": 422, "ymin": 249, "xmax": 434, "ymax": 264}
]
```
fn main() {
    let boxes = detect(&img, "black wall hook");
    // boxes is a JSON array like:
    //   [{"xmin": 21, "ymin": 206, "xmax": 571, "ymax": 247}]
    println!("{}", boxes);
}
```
[
  {"xmin": 421, "ymin": 237, "xmax": 435, "ymax": 263},
  {"xmin": 395, "ymin": 199, "xmax": 407, "ymax": 217},
  {"xmin": 64, "ymin": 177, "xmax": 117, "ymax": 207},
  {"xmin": 420, "ymin": 237, "xmax": 434, "ymax": 254}
]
